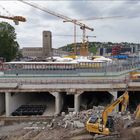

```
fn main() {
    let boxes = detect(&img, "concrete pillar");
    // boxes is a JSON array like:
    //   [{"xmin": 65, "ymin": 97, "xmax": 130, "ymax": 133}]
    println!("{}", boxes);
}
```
[
  {"xmin": 103, "ymin": 48, "xmax": 106, "ymax": 56},
  {"xmin": 0, "ymin": 93, "xmax": 5, "ymax": 115},
  {"xmin": 74, "ymin": 91, "xmax": 83, "ymax": 112},
  {"xmin": 5, "ymin": 92, "xmax": 10, "ymax": 117},
  {"xmin": 50, "ymin": 92, "xmax": 63, "ymax": 115},
  {"xmin": 74, "ymin": 94, "xmax": 80, "ymax": 112},
  {"xmin": 109, "ymin": 91, "xmax": 119, "ymax": 112}
]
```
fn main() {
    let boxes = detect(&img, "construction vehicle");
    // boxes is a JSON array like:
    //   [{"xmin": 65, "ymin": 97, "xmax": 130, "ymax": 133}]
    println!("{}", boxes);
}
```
[
  {"xmin": 86, "ymin": 91, "xmax": 129, "ymax": 135},
  {"xmin": 134, "ymin": 104, "xmax": 140, "ymax": 119},
  {"xmin": 130, "ymin": 71, "xmax": 140, "ymax": 82}
]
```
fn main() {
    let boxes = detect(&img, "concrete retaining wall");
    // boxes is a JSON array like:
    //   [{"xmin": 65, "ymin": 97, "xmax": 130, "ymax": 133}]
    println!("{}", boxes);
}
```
[{"xmin": 0, "ymin": 93, "xmax": 5, "ymax": 115}]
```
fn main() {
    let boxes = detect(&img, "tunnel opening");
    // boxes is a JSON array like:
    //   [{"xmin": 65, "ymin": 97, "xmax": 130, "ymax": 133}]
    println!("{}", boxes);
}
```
[
  {"xmin": 128, "ymin": 91, "xmax": 140, "ymax": 112},
  {"xmin": 118, "ymin": 91, "xmax": 140, "ymax": 113},
  {"xmin": 10, "ymin": 92, "xmax": 55, "ymax": 116},
  {"xmin": 128, "ymin": 91, "xmax": 140, "ymax": 113},
  {"xmin": 0, "ymin": 93, "xmax": 5, "ymax": 116},
  {"xmin": 80, "ymin": 91, "xmax": 113, "ymax": 110},
  {"xmin": 62, "ymin": 93, "xmax": 74, "ymax": 113}
]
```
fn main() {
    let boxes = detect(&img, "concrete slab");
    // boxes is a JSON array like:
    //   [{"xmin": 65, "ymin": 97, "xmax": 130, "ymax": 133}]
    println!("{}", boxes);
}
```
[{"xmin": 0, "ymin": 83, "xmax": 17, "ymax": 88}]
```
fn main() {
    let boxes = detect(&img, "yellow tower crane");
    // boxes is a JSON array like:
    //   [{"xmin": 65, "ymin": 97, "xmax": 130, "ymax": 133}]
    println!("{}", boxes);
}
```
[
  {"xmin": 19, "ymin": 0, "xmax": 94, "ymax": 56},
  {"xmin": 0, "ymin": 5, "xmax": 26, "ymax": 25},
  {"xmin": 0, "ymin": 4, "xmax": 26, "ymax": 24},
  {"xmin": 0, "ymin": 15, "xmax": 26, "ymax": 25},
  {"xmin": 63, "ymin": 16, "xmax": 121, "ymax": 55},
  {"xmin": 19, "ymin": 0, "xmax": 121, "ymax": 56}
]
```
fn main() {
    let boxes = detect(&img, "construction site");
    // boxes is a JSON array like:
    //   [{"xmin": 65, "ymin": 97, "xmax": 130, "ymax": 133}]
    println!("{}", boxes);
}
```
[{"xmin": 0, "ymin": 1, "xmax": 140, "ymax": 140}]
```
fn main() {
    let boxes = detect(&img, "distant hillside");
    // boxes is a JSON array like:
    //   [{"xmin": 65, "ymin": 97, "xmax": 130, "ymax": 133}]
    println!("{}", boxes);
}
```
[{"xmin": 59, "ymin": 42, "xmax": 140, "ymax": 55}]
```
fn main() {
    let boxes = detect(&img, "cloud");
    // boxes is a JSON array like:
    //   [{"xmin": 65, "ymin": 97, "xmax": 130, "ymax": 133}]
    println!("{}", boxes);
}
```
[
  {"xmin": 108, "ymin": 1, "xmax": 140, "ymax": 18},
  {"xmin": 68, "ymin": 1, "xmax": 102, "ymax": 18},
  {"xmin": 0, "ymin": 0, "xmax": 140, "ymax": 49}
]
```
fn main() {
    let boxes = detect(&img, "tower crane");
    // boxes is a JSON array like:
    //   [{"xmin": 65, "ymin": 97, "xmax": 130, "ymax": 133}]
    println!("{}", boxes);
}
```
[
  {"xmin": 0, "ymin": 15, "xmax": 26, "ymax": 25},
  {"xmin": 19, "ymin": 0, "xmax": 121, "ymax": 56},
  {"xmin": 53, "ymin": 34, "xmax": 96, "ymax": 55},
  {"xmin": 0, "ymin": 4, "xmax": 26, "ymax": 25},
  {"xmin": 19, "ymin": 0, "xmax": 94, "ymax": 56},
  {"xmin": 64, "ymin": 16, "xmax": 122, "ymax": 55}
]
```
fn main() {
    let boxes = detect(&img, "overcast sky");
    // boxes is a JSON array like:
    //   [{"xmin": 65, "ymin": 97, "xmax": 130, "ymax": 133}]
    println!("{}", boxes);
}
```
[{"xmin": 0, "ymin": 0, "xmax": 140, "ymax": 49}]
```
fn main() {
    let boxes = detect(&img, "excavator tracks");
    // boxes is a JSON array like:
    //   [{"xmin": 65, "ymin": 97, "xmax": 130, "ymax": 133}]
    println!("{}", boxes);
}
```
[{"xmin": 94, "ymin": 132, "xmax": 120, "ymax": 140}]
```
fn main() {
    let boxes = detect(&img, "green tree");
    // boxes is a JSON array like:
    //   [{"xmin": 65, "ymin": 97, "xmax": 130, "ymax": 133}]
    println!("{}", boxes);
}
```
[
  {"xmin": 0, "ymin": 22, "xmax": 19, "ymax": 61},
  {"xmin": 89, "ymin": 43, "xmax": 97, "ymax": 54}
]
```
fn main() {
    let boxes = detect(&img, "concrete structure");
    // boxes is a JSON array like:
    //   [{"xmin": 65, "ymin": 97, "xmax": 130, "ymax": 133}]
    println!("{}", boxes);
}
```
[
  {"xmin": 74, "ymin": 91, "xmax": 83, "ymax": 112},
  {"xmin": 53, "ymin": 48, "xmax": 69, "ymax": 56},
  {"xmin": 21, "ymin": 31, "xmax": 69, "ymax": 58},
  {"xmin": 0, "ymin": 75, "xmax": 140, "ymax": 117},
  {"xmin": 110, "ymin": 91, "xmax": 118, "ymax": 112},
  {"xmin": 0, "ymin": 93, "xmax": 5, "ymax": 115},
  {"xmin": 42, "ymin": 31, "xmax": 52, "ymax": 57},
  {"xmin": 21, "ymin": 47, "xmax": 42, "ymax": 58},
  {"xmin": 50, "ymin": 92, "xmax": 63, "ymax": 115},
  {"xmin": 5, "ymin": 92, "xmax": 32, "ymax": 117},
  {"xmin": 0, "ymin": 64, "xmax": 140, "ymax": 117}
]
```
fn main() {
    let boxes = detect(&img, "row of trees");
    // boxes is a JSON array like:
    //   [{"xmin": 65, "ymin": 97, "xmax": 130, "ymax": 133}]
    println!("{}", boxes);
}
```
[
  {"xmin": 60, "ymin": 41, "xmax": 140, "ymax": 55},
  {"xmin": 0, "ymin": 22, "xmax": 20, "ymax": 61}
]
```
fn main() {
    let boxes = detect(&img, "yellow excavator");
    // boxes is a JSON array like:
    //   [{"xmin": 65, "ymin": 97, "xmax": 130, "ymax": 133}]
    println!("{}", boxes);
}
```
[
  {"xmin": 86, "ymin": 91, "xmax": 129, "ymax": 135},
  {"xmin": 134, "ymin": 104, "xmax": 140, "ymax": 119}
]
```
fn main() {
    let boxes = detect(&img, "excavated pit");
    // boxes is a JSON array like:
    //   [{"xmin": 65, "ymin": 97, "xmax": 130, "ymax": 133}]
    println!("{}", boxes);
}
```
[
  {"xmin": 128, "ymin": 91, "xmax": 140, "ymax": 113},
  {"xmin": 80, "ymin": 91, "xmax": 113, "ymax": 110},
  {"xmin": 62, "ymin": 93, "xmax": 74, "ymax": 112}
]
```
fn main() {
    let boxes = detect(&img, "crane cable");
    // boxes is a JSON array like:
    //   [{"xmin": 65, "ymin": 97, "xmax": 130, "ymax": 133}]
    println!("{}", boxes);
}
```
[{"xmin": 0, "ymin": 5, "xmax": 13, "ymax": 18}]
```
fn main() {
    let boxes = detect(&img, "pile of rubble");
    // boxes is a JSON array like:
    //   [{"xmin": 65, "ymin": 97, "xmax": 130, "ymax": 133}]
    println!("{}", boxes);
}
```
[
  {"xmin": 62, "ymin": 106, "xmax": 105, "ymax": 128},
  {"xmin": 50, "ymin": 105, "xmax": 133, "ymax": 132},
  {"xmin": 51, "ymin": 106, "xmax": 105, "ymax": 129}
]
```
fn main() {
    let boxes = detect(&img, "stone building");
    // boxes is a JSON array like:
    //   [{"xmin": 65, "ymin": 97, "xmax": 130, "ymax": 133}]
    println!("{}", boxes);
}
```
[
  {"xmin": 21, "ymin": 31, "xmax": 69, "ymax": 58},
  {"xmin": 21, "ymin": 47, "xmax": 42, "ymax": 58},
  {"xmin": 42, "ymin": 31, "xmax": 52, "ymax": 57}
]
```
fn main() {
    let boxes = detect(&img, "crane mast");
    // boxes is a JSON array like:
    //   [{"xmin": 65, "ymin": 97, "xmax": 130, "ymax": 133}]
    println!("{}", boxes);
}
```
[{"xmin": 19, "ymin": 0, "xmax": 94, "ymax": 56}]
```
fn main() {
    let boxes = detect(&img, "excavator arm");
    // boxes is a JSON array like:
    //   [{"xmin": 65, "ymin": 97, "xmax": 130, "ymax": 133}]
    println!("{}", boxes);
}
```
[
  {"xmin": 86, "ymin": 91, "xmax": 129, "ymax": 135},
  {"xmin": 102, "ymin": 91, "xmax": 129, "ymax": 126},
  {"xmin": 135, "ymin": 104, "xmax": 140, "ymax": 119}
]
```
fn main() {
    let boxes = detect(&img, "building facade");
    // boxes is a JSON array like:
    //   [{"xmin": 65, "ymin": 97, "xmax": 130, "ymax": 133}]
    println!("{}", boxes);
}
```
[
  {"xmin": 21, "ymin": 47, "xmax": 43, "ymax": 58},
  {"xmin": 21, "ymin": 31, "xmax": 69, "ymax": 58},
  {"xmin": 42, "ymin": 31, "xmax": 52, "ymax": 57},
  {"xmin": 21, "ymin": 31, "xmax": 52, "ymax": 58}
]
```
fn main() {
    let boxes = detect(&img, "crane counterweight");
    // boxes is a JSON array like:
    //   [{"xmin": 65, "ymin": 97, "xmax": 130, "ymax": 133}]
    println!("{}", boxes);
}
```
[{"xmin": 0, "ymin": 15, "xmax": 26, "ymax": 25}]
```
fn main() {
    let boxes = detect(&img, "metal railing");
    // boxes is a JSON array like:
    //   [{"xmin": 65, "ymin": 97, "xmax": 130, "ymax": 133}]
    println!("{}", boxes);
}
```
[{"xmin": 3, "ymin": 60, "xmax": 140, "ymax": 75}]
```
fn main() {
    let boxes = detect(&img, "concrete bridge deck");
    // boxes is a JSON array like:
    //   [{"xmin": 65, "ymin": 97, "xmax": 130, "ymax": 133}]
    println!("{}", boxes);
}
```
[{"xmin": 0, "ymin": 65, "xmax": 139, "ymax": 118}]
